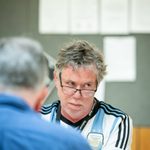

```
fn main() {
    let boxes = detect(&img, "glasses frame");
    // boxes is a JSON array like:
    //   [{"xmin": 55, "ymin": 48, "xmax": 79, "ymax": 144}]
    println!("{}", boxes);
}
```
[{"xmin": 59, "ymin": 72, "xmax": 97, "ymax": 97}]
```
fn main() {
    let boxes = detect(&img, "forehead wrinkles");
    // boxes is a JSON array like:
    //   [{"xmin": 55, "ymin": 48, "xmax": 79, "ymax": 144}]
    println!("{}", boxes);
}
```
[{"xmin": 61, "ymin": 65, "xmax": 97, "ymax": 82}]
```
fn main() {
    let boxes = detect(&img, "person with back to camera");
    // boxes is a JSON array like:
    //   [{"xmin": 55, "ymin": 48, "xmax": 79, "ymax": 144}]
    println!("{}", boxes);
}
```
[
  {"xmin": 41, "ymin": 40, "xmax": 133, "ymax": 150},
  {"xmin": 0, "ymin": 37, "xmax": 92, "ymax": 150}
]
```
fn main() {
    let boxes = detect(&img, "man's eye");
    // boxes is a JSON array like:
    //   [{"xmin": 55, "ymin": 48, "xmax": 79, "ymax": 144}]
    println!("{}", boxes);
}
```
[
  {"xmin": 66, "ymin": 81, "xmax": 75, "ymax": 87},
  {"xmin": 84, "ymin": 83, "xmax": 92, "ymax": 88}
]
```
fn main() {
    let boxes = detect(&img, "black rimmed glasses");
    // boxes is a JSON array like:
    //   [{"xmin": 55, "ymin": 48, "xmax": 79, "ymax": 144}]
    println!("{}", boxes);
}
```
[{"xmin": 59, "ymin": 72, "xmax": 97, "ymax": 97}]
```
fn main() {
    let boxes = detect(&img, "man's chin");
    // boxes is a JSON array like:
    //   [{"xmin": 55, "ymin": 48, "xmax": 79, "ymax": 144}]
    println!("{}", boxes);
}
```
[{"xmin": 68, "ymin": 103, "xmax": 82, "ymax": 111}]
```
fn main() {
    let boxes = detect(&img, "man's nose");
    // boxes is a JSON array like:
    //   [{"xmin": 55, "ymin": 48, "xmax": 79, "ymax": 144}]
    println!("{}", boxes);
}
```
[{"xmin": 74, "ymin": 89, "xmax": 82, "ymax": 97}]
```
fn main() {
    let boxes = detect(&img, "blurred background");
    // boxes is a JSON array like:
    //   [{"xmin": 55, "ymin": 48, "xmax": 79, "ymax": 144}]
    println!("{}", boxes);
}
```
[{"xmin": 0, "ymin": 0, "xmax": 150, "ymax": 149}]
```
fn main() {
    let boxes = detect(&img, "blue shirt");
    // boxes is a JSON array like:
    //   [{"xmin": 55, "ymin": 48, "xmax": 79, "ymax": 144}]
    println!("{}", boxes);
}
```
[{"xmin": 0, "ymin": 94, "xmax": 91, "ymax": 150}]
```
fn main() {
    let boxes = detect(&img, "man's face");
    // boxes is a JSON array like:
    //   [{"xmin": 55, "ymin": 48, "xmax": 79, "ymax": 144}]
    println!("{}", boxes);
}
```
[{"xmin": 54, "ymin": 65, "xmax": 97, "ymax": 122}]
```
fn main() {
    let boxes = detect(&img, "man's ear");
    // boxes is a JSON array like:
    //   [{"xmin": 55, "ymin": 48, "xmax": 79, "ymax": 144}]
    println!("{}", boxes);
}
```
[
  {"xmin": 34, "ymin": 87, "xmax": 49, "ymax": 112},
  {"xmin": 53, "ymin": 71, "xmax": 59, "ymax": 87}
]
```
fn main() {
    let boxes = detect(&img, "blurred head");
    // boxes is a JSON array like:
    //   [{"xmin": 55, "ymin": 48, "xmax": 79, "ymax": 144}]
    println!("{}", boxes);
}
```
[
  {"xmin": 0, "ymin": 37, "xmax": 49, "ymax": 110},
  {"xmin": 54, "ymin": 40, "xmax": 106, "ymax": 122}
]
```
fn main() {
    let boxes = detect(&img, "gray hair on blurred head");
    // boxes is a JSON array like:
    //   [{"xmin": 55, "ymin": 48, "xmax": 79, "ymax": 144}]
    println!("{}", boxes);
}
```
[{"xmin": 0, "ymin": 37, "xmax": 49, "ymax": 90}]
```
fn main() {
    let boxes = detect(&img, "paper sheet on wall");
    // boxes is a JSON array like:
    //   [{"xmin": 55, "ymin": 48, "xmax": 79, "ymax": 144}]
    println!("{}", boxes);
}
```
[
  {"xmin": 70, "ymin": 0, "xmax": 98, "ymax": 34},
  {"xmin": 39, "ymin": 0, "xmax": 69, "ymax": 34},
  {"xmin": 104, "ymin": 36, "xmax": 136, "ymax": 81},
  {"xmin": 130, "ymin": 0, "xmax": 150, "ymax": 33},
  {"xmin": 100, "ymin": 0, "xmax": 129, "ymax": 34}
]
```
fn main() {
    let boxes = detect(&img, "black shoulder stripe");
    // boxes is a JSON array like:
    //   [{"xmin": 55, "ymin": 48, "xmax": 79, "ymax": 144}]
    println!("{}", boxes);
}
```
[
  {"xmin": 120, "ymin": 116, "xmax": 127, "ymax": 148},
  {"xmin": 123, "ymin": 117, "xmax": 130, "ymax": 149},
  {"xmin": 115, "ymin": 115, "xmax": 130, "ymax": 150},
  {"xmin": 100, "ymin": 101, "xmax": 125, "ymax": 116},
  {"xmin": 99, "ymin": 102, "xmax": 126, "ymax": 119},
  {"xmin": 40, "ymin": 101, "xmax": 59, "ymax": 114},
  {"xmin": 100, "ymin": 105, "xmax": 125, "ymax": 119}
]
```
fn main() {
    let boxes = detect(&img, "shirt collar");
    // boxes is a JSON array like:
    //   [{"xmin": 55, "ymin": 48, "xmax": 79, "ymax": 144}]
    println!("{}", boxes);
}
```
[{"xmin": 0, "ymin": 93, "xmax": 32, "ymax": 112}]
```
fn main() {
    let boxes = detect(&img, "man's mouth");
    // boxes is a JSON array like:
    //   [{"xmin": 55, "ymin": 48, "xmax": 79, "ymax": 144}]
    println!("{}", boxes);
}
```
[{"xmin": 68, "ymin": 103, "xmax": 82, "ymax": 110}]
